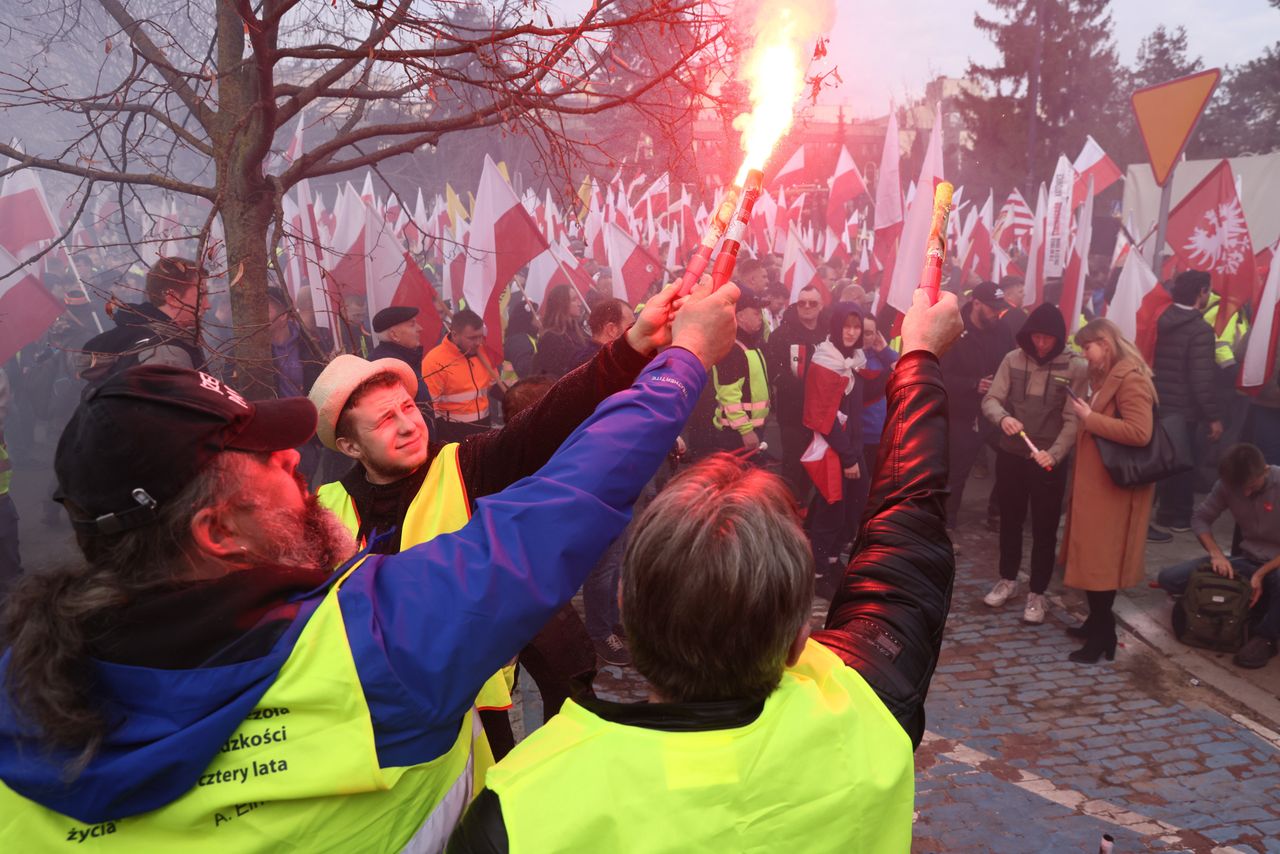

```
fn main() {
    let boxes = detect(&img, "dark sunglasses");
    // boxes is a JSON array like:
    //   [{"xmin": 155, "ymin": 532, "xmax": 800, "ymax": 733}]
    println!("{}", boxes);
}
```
[{"xmin": 796, "ymin": 300, "xmax": 821, "ymax": 308}]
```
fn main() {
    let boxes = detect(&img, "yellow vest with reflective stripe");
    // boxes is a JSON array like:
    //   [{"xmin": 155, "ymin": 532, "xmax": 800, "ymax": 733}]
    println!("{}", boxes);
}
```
[
  {"xmin": 315, "ymin": 444, "xmax": 512, "ymax": 714},
  {"xmin": 486, "ymin": 639, "xmax": 915, "ymax": 853},
  {"xmin": 0, "ymin": 558, "xmax": 481, "ymax": 852},
  {"xmin": 712, "ymin": 342, "xmax": 771, "ymax": 434},
  {"xmin": 0, "ymin": 434, "xmax": 10, "ymax": 496}
]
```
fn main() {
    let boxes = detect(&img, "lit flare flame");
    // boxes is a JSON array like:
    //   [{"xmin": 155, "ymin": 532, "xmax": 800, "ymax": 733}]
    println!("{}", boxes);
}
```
[{"xmin": 731, "ymin": 3, "xmax": 834, "ymax": 186}]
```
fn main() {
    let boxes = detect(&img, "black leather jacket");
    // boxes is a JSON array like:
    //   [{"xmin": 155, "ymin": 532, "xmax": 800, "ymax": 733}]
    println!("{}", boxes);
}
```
[{"xmin": 447, "ymin": 351, "xmax": 955, "ymax": 853}]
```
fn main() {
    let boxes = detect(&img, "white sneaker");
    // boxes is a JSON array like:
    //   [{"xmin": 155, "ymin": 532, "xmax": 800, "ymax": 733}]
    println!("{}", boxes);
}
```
[
  {"xmin": 1023, "ymin": 593, "xmax": 1046, "ymax": 624},
  {"xmin": 983, "ymin": 578, "xmax": 1017, "ymax": 608}
]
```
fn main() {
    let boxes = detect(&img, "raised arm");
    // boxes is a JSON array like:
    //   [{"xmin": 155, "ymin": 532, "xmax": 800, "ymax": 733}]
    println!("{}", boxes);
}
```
[
  {"xmin": 812, "ymin": 291, "xmax": 962, "ymax": 748},
  {"xmin": 338, "ymin": 284, "xmax": 739, "ymax": 762}
]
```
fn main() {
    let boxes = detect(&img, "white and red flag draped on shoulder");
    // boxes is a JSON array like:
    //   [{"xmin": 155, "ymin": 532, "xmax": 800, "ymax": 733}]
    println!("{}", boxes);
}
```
[
  {"xmin": 825, "ymin": 145, "xmax": 867, "ymax": 262},
  {"xmin": 1071, "ymin": 136, "xmax": 1122, "ymax": 207},
  {"xmin": 782, "ymin": 223, "xmax": 822, "ymax": 303},
  {"xmin": 1164, "ymin": 159, "xmax": 1259, "ymax": 335},
  {"xmin": 1059, "ymin": 179, "xmax": 1095, "ymax": 335},
  {"xmin": 0, "ymin": 245, "xmax": 63, "ymax": 364},
  {"xmin": 0, "ymin": 146, "xmax": 60, "ymax": 256},
  {"xmin": 885, "ymin": 105, "xmax": 944, "ymax": 315},
  {"xmin": 1240, "ymin": 240, "xmax": 1280, "ymax": 392},
  {"xmin": 800, "ymin": 343, "xmax": 877, "ymax": 504},
  {"xmin": 1023, "ymin": 183, "xmax": 1048, "ymax": 307},
  {"xmin": 960, "ymin": 191, "xmax": 995, "ymax": 282},
  {"xmin": 463, "ymin": 155, "xmax": 550, "ymax": 362},
  {"xmin": 604, "ymin": 221, "xmax": 663, "ymax": 306},
  {"xmin": 1106, "ymin": 244, "xmax": 1170, "ymax": 364},
  {"xmin": 874, "ymin": 110, "xmax": 904, "ymax": 305},
  {"xmin": 773, "ymin": 144, "xmax": 808, "ymax": 187}
]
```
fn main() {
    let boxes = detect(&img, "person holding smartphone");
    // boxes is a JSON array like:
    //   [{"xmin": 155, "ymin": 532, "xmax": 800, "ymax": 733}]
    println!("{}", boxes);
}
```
[{"xmin": 980, "ymin": 304, "xmax": 1089, "ymax": 623}]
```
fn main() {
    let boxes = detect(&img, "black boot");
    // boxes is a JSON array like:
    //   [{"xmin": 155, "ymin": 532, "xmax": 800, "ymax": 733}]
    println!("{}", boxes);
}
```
[{"xmin": 1068, "ymin": 615, "xmax": 1116, "ymax": 663}]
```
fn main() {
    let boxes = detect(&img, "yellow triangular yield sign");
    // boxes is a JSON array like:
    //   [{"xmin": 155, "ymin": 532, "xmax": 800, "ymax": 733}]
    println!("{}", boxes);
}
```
[{"xmin": 1131, "ymin": 69, "xmax": 1221, "ymax": 187}]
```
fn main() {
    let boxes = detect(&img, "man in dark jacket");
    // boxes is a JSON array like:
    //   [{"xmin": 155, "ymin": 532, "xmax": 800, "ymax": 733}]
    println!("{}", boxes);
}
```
[
  {"xmin": 447, "ymin": 290, "xmax": 964, "ymax": 853},
  {"xmin": 369, "ymin": 304, "xmax": 432, "ymax": 408},
  {"xmin": 940, "ymin": 281, "xmax": 1015, "ymax": 528},
  {"xmin": 1152, "ymin": 270, "xmax": 1224, "ymax": 533},
  {"xmin": 764, "ymin": 284, "xmax": 827, "ymax": 497},
  {"xmin": 78, "ymin": 257, "xmax": 208, "ymax": 380}
]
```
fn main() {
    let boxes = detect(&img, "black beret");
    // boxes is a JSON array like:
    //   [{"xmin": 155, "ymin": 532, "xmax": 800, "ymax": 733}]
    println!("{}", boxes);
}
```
[{"xmin": 372, "ymin": 305, "xmax": 420, "ymax": 333}]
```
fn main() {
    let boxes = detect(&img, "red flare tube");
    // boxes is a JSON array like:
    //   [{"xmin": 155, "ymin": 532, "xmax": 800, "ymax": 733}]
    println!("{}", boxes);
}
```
[
  {"xmin": 918, "ymin": 181, "xmax": 955, "ymax": 306},
  {"xmin": 677, "ymin": 181, "xmax": 744, "ymax": 297},
  {"xmin": 710, "ymin": 170, "xmax": 764, "ymax": 290}
]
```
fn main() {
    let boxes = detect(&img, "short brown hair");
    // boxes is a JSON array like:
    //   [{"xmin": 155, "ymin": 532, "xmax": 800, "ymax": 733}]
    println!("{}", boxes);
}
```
[
  {"xmin": 502, "ymin": 375, "xmax": 554, "ymax": 421},
  {"xmin": 334, "ymin": 371, "xmax": 404, "ymax": 441},
  {"xmin": 587, "ymin": 299, "xmax": 629, "ymax": 336},
  {"xmin": 622, "ymin": 455, "xmax": 814, "ymax": 704},
  {"xmin": 145, "ymin": 257, "xmax": 206, "ymax": 307},
  {"xmin": 1219, "ymin": 443, "xmax": 1268, "ymax": 490}
]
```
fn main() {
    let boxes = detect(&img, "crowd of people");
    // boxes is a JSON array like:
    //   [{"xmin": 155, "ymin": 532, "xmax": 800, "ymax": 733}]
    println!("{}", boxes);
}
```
[{"xmin": 0, "ymin": 236, "xmax": 1278, "ymax": 848}]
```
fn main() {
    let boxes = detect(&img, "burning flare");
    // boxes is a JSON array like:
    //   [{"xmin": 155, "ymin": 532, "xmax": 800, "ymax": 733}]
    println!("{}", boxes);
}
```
[{"xmin": 731, "ymin": 1, "xmax": 836, "ymax": 185}]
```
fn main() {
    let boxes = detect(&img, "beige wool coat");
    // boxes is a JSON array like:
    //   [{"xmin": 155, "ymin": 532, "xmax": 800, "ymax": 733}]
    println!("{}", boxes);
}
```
[{"xmin": 1061, "ymin": 358, "xmax": 1157, "ymax": 592}]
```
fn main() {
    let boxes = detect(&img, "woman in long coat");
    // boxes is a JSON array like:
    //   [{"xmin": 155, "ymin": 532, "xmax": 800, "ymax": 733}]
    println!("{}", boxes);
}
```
[{"xmin": 1061, "ymin": 318, "xmax": 1157, "ymax": 663}]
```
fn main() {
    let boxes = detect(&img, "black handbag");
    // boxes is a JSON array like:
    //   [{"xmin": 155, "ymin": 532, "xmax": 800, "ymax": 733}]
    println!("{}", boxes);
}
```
[{"xmin": 1093, "ymin": 404, "xmax": 1191, "ymax": 487}]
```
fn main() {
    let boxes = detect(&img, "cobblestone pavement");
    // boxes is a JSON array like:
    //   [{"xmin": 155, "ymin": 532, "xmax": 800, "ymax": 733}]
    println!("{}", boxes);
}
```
[{"xmin": 562, "ymin": 495, "xmax": 1280, "ymax": 853}]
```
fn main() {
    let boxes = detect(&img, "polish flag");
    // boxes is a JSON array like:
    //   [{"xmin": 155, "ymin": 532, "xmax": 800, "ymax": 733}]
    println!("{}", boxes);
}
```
[
  {"xmin": 632, "ymin": 172, "xmax": 670, "ymax": 226},
  {"xmin": 390, "ymin": 252, "xmax": 444, "ymax": 348},
  {"xmin": 1024, "ymin": 183, "xmax": 1048, "ymax": 307},
  {"xmin": 800, "ymin": 433, "xmax": 844, "ymax": 505},
  {"xmin": 799, "ymin": 344, "xmax": 869, "ymax": 504},
  {"xmin": 604, "ymin": 222, "xmax": 663, "ymax": 306},
  {"xmin": 1059, "ymin": 177, "xmax": 1095, "ymax": 335},
  {"xmin": 526, "ymin": 239, "xmax": 593, "ymax": 306},
  {"xmin": 885, "ymin": 105, "xmax": 944, "ymax": 315},
  {"xmin": 0, "ymin": 149, "xmax": 61, "ymax": 255},
  {"xmin": 1164, "ymin": 160, "xmax": 1259, "ymax": 335},
  {"xmin": 1240, "ymin": 240, "xmax": 1280, "ymax": 392},
  {"xmin": 0, "ymin": 245, "xmax": 63, "ymax": 364},
  {"xmin": 326, "ymin": 183, "xmax": 368, "ymax": 304},
  {"xmin": 463, "ymin": 155, "xmax": 550, "ymax": 361},
  {"xmin": 1071, "ymin": 136, "xmax": 1122, "ymax": 207},
  {"xmin": 282, "ymin": 108, "xmax": 307, "ymax": 166},
  {"xmin": 774, "ymin": 187, "xmax": 791, "ymax": 250},
  {"xmin": 443, "ymin": 222, "xmax": 469, "ymax": 306},
  {"xmin": 1107, "ymin": 246, "xmax": 1170, "ymax": 364},
  {"xmin": 774, "ymin": 145, "xmax": 808, "ymax": 187},
  {"xmin": 583, "ymin": 183, "xmax": 606, "ymax": 262},
  {"xmin": 752, "ymin": 189, "xmax": 777, "ymax": 255},
  {"xmin": 782, "ymin": 223, "xmax": 821, "ymax": 303},
  {"xmin": 874, "ymin": 110, "xmax": 904, "ymax": 306},
  {"xmin": 404, "ymin": 188, "xmax": 429, "ymax": 255},
  {"xmin": 959, "ymin": 191, "xmax": 995, "ymax": 283},
  {"xmin": 825, "ymin": 146, "xmax": 867, "ymax": 261}
]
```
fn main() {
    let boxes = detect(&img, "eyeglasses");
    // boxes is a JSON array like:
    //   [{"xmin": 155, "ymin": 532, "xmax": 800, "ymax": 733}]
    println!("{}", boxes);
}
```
[{"xmin": 796, "ymin": 300, "xmax": 821, "ymax": 308}]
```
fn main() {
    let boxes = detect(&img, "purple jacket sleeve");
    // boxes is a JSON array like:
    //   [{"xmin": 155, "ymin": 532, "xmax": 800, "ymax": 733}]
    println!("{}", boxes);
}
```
[{"xmin": 336, "ymin": 349, "xmax": 706, "ymax": 767}]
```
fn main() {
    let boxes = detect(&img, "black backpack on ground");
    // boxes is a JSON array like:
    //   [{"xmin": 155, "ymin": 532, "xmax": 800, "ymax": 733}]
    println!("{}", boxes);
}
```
[{"xmin": 1171, "ymin": 566, "xmax": 1252, "ymax": 653}]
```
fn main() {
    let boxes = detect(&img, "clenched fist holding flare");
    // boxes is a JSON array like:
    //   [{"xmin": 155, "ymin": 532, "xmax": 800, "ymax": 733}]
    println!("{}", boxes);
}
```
[{"xmin": 918, "ymin": 181, "xmax": 954, "ymax": 306}]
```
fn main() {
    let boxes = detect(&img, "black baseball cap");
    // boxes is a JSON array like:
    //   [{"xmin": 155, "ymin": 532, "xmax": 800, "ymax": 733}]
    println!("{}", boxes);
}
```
[
  {"xmin": 54, "ymin": 365, "xmax": 318, "ymax": 535},
  {"xmin": 372, "ymin": 305, "xmax": 420, "ymax": 334},
  {"xmin": 970, "ymin": 282, "xmax": 1005, "ymax": 308}
]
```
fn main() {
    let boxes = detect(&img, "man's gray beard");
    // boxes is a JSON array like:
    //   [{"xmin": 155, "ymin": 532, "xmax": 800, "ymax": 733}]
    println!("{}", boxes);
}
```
[{"xmin": 254, "ymin": 494, "xmax": 358, "ymax": 570}]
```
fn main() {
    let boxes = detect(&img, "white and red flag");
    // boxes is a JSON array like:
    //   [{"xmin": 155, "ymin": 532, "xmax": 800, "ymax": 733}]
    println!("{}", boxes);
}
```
[
  {"xmin": 773, "ymin": 145, "xmax": 808, "ymax": 187},
  {"xmin": 825, "ymin": 146, "xmax": 867, "ymax": 263},
  {"xmin": 1059, "ymin": 178, "xmax": 1095, "ymax": 335},
  {"xmin": 873, "ymin": 110, "xmax": 904, "ymax": 305},
  {"xmin": 0, "ymin": 146, "xmax": 60, "ymax": 256},
  {"xmin": 1165, "ymin": 159, "xmax": 1259, "ymax": 334},
  {"xmin": 604, "ymin": 221, "xmax": 663, "ymax": 306},
  {"xmin": 782, "ymin": 223, "xmax": 821, "ymax": 303},
  {"xmin": 0, "ymin": 245, "xmax": 63, "ymax": 364},
  {"xmin": 885, "ymin": 105, "xmax": 944, "ymax": 315},
  {"xmin": 1023, "ymin": 183, "xmax": 1048, "ymax": 307},
  {"xmin": 800, "ymin": 342, "xmax": 874, "ymax": 504},
  {"xmin": 1107, "ymin": 244, "xmax": 1171, "ymax": 365},
  {"xmin": 463, "ymin": 155, "xmax": 549, "ymax": 362},
  {"xmin": 992, "ymin": 189, "xmax": 1034, "ymax": 256},
  {"xmin": 1240, "ymin": 240, "xmax": 1280, "ymax": 392},
  {"xmin": 959, "ymin": 191, "xmax": 995, "ymax": 283},
  {"xmin": 1071, "ymin": 136, "xmax": 1123, "ymax": 207}
]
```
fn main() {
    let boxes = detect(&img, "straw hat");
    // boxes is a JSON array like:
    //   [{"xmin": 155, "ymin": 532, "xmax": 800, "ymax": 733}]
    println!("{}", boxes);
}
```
[{"xmin": 308, "ymin": 354, "xmax": 418, "ymax": 450}]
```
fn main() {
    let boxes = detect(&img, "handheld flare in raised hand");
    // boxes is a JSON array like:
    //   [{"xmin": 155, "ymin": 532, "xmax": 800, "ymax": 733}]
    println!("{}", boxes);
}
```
[{"xmin": 918, "ymin": 181, "xmax": 954, "ymax": 306}]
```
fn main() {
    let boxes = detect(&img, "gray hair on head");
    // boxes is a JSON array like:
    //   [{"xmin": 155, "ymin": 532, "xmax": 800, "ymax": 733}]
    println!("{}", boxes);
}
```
[{"xmin": 622, "ymin": 454, "xmax": 814, "ymax": 704}]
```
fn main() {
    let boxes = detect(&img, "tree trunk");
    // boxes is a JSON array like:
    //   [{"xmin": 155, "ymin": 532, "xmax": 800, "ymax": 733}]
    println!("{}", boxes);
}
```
[{"xmin": 221, "ymin": 194, "xmax": 277, "ymax": 398}]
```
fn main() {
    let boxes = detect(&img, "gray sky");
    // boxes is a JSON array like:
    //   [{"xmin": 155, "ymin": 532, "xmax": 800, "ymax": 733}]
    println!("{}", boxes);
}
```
[{"xmin": 823, "ymin": 0, "xmax": 1279, "ymax": 115}]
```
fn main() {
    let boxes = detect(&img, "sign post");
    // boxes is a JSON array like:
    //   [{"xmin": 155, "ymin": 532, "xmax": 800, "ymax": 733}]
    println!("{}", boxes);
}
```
[{"xmin": 1131, "ymin": 69, "xmax": 1221, "ymax": 268}]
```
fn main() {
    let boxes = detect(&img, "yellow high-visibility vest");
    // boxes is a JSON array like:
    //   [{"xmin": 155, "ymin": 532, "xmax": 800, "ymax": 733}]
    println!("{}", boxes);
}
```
[
  {"xmin": 486, "ymin": 639, "xmax": 915, "ymax": 853},
  {"xmin": 712, "ymin": 342, "xmax": 771, "ymax": 434},
  {"xmin": 0, "ymin": 558, "xmax": 482, "ymax": 852},
  {"xmin": 316, "ymin": 443, "xmax": 512, "ymax": 716}
]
